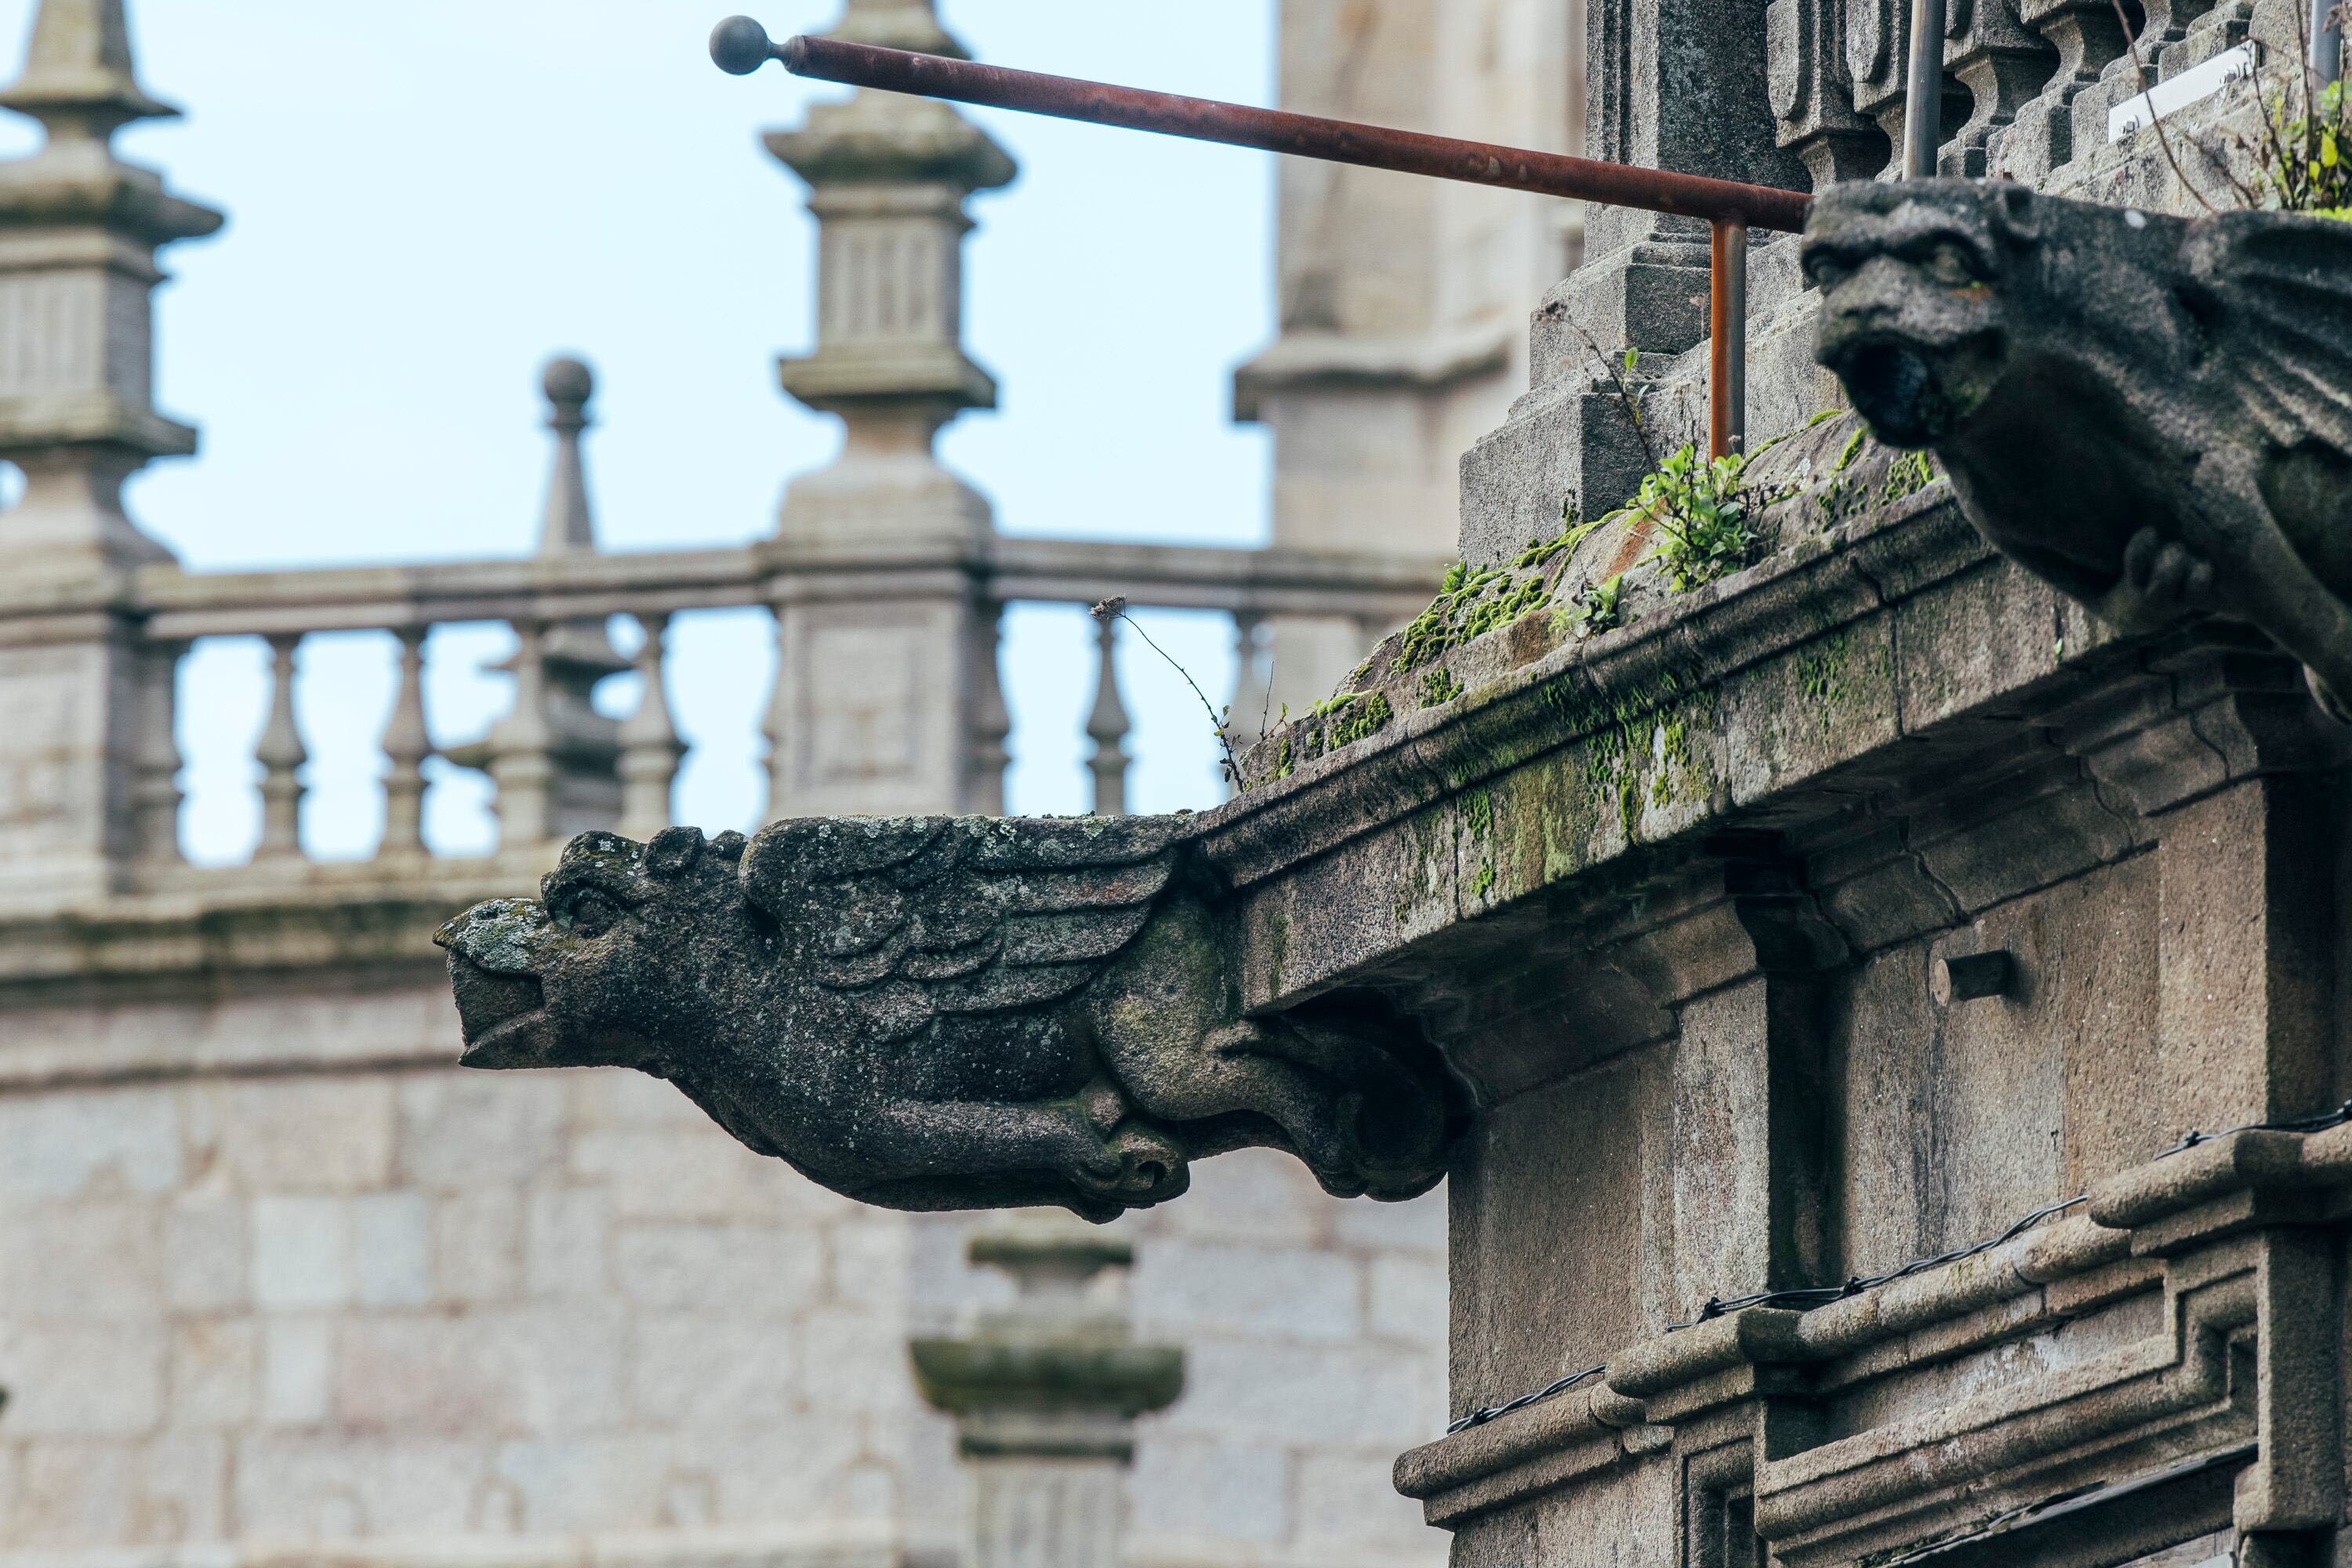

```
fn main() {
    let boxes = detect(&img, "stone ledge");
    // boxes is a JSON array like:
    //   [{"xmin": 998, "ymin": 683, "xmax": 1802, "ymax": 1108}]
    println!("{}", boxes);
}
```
[{"xmin": 0, "ymin": 851, "xmax": 554, "ymax": 991}]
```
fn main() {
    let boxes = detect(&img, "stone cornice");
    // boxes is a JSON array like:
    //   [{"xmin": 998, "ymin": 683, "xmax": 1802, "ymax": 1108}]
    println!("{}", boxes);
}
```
[
  {"xmin": 1189, "ymin": 479, "xmax": 2345, "ymax": 1043},
  {"xmin": 1193, "ymin": 489, "xmax": 2005, "ymax": 899}
]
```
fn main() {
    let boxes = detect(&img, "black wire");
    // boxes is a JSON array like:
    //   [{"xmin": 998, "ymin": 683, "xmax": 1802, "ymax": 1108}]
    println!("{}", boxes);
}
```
[
  {"xmin": 2158, "ymin": 1099, "xmax": 2352, "ymax": 1158},
  {"xmin": 1441, "ymin": 1101, "xmax": 2352, "ymax": 1438},
  {"xmin": 1446, "ymin": 1363, "xmax": 1607, "ymax": 1434}
]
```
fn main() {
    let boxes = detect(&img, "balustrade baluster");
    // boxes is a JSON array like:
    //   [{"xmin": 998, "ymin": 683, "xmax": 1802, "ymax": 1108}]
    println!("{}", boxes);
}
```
[
  {"xmin": 131, "ymin": 639, "xmax": 187, "ymax": 866},
  {"xmin": 761, "ymin": 609, "xmax": 789, "ymax": 826},
  {"xmin": 1769, "ymin": 0, "xmax": 1894, "ymax": 183},
  {"xmin": 618, "ymin": 613, "xmax": 683, "ymax": 840},
  {"xmin": 492, "ymin": 620, "xmax": 557, "ymax": 848},
  {"xmin": 1086, "ymin": 615, "xmax": 1131, "ymax": 818},
  {"xmin": 968, "ymin": 601, "xmax": 1011, "ymax": 815},
  {"xmin": 255, "ymin": 633, "xmax": 307, "ymax": 861},
  {"xmin": 1940, "ymin": 9, "xmax": 2060, "ymax": 176},
  {"xmin": 381, "ymin": 627, "xmax": 432, "ymax": 857},
  {"xmin": 1229, "ymin": 612, "xmax": 1272, "ymax": 752}
]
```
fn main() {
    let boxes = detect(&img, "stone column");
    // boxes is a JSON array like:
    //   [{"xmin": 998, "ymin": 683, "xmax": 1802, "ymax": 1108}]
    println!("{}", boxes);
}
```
[
  {"xmin": 1455, "ymin": 0, "xmax": 1811, "ymax": 565},
  {"xmin": 909, "ymin": 1217, "xmax": 1185, "ymax": 1568},
  {"xmin": 759, "ymin": 0, "xmax": 1015, "ymax": 819},
  {"xmin": 0, "ymin": 0, "xmax": 221, "ymax": 906},
  {"xmin": 446, "ymin": 357, "xmax": 628, "ymax": 844}
]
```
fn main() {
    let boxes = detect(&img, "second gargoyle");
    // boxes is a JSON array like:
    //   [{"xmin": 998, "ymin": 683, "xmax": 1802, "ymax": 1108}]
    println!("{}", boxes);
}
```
[
  {"xmin": 1807, "ymin": 179, "xmax": 2352, "ymax": 719},
  {"xmin": 436, "ymin": 816, "xmax": 1460, "ymax": 1221}
]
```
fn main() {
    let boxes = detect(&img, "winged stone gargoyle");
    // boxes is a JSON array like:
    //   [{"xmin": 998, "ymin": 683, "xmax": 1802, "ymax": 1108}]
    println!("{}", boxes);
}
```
[
  {"xmin": 434, "ymin": 816, "xmax": 1457, "ymax": 1221},
  {"xmin": 1806, "ymin": 179, "xmax": 2352, "ymax": 717}
]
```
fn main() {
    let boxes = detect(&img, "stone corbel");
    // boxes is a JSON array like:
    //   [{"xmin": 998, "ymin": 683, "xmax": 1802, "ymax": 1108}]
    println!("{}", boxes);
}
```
[{"xmin": 2043, "ymin": 637, "xmax": 2352, "ymax": 821}]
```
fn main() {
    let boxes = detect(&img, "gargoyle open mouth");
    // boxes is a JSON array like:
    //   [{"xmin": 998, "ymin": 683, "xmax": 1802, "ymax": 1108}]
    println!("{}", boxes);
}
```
[
  {"xmin": 1835, "ymin": 339, "xmax": 1944, "ymax": 448},
  {"xmin": 447, "ymin": 955, "xmax": 553, "ymax": 1068}
]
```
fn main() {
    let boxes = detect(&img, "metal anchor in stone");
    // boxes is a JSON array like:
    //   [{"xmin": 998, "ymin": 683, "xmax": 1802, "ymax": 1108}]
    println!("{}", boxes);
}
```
[
  {"xmin": 1808, "ymin": 178, "xmax": 2352, "ymax": 720},
  {"xmin": 436, "ymin": 817, "xmax": 1458, "ymax": 1221}
]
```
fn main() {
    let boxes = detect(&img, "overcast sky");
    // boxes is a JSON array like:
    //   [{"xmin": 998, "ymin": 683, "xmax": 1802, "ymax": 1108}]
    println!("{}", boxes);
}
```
[{"xmin": 0, "ymin": 1, "xmax": 1278, "ymax": 859}]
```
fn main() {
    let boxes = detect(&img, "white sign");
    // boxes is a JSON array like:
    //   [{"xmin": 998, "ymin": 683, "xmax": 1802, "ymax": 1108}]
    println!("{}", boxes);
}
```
[{"xmin": 2109, "ymin": 42, "xmax": 2259, "ymax": 142}]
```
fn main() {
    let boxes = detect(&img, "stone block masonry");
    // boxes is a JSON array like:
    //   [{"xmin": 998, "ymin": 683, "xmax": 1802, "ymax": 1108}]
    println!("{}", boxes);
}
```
[{"xmin": 0, "ymin": 982, "xmax": 1446, "ymax": 1568}]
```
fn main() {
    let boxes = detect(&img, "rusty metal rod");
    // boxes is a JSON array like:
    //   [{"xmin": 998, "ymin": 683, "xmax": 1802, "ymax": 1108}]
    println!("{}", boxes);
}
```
[
  {"xmin": 713, "ymin": 17, "xmax": 1798, "ymax": 477},
  {"xmin": 754, "ymin": 30, "xmax": 1812, "ymax": 234}
]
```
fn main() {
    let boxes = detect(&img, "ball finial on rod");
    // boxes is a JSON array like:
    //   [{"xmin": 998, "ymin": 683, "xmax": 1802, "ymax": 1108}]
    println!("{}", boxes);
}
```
[{"xmin": 709, "ymin": 15, "xmax": 778, "ymax": 74}]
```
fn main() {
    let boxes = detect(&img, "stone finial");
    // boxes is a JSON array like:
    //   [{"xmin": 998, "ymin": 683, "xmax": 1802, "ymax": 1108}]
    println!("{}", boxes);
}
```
[
  {"xmin": 0, "ymin": 0, "xmax": 175, "ymax": 143},
  {"xmin": 0, "ymin": 0, "xmax": 220, "ymax": 584},
  {"xmin": 537, "ymin": 355, "xmax": 597, "ymax": 555},
  {"xmin": 759, "ymin": 0, "xmax": 1015, "ymax": 551},
  {"xmin": 906, "ymin": 1214, "xmax": 1181, "ymax": 1568},
  {"xmin": 440, "ymin": 358, "xmax": 626, "ymax": 840},
  {"xmin": 823, "ymin": 0, "xmax": 971, "ymax": 59}
]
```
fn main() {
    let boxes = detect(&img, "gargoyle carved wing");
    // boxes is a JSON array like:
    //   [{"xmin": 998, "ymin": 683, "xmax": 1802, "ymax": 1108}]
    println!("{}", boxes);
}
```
[
  {"xmin": 742, "ymin": 816, "xmax": 1190, "ymax": 1044},
  {"xmin": 2183, "ymin": 212, "xmax": 2352, "ymax": 457}
]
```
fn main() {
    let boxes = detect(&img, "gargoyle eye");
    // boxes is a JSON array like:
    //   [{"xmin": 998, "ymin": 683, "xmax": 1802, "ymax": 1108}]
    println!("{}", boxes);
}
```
[
  {"xmin": 1925, "ymin": 241, "xmax": 1979, "ymax": 287},
  {"xmin": 1803, "ymin": 251, "xmax": 1850, "ymax": 292},
  {"xmin": 561, "ymin": 889, "xmax": 625, "ymax": 937}
]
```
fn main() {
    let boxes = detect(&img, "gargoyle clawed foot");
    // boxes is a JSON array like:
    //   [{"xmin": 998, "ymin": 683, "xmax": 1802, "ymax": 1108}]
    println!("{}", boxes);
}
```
[
  {"xmin": 2096, "ymin": 528, "xmax": 2219, "ymax": 633},
  {"xmin": 1205, "ymin": 1022, "xmax": 1449, "ymax": 1202}
]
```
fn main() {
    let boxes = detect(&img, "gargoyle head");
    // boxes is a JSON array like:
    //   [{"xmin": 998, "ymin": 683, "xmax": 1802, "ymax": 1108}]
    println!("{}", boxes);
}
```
[
  {"xmin": 434, "ymin": 826, "xmax": 758, "ymax": 1073},
  {"xmin": 1806, "ymin": 179, "xmax": 2042, "ymax": 448}
]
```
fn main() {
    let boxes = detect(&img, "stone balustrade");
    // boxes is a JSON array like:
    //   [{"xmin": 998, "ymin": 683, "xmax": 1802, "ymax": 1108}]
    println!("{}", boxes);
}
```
[
  {"xmin": 100, "ymin": 461, "xmax": 1439, "ymax": 881},
  {"xmin": 1767, "ymin": 0, "xmax": 2269, "ymax": 190}
]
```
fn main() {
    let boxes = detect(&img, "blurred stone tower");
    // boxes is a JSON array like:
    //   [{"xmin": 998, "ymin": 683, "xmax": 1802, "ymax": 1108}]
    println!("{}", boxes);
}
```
[{"xmin": 1235, "ymin": 0, "xmax": 1585, "ymax": 727}]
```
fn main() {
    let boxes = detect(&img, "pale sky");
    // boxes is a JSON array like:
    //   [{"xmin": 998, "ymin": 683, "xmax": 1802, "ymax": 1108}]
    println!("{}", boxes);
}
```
[{"xmin": 0, "ymin": 1, "xmax": 1279, "ymax": 859}]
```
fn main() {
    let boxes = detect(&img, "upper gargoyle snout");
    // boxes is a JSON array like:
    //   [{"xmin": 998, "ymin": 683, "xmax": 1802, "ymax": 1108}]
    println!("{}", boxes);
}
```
[{"xmin": 434, "ymin": 897, "xmax": 562, "ymax": 975}]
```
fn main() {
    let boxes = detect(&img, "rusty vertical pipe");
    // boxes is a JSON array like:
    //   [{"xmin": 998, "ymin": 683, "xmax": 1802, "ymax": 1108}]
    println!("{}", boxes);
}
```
[{"xmin": 1709, "ymin": 220, "xmax": 1748, "ymax": 461}]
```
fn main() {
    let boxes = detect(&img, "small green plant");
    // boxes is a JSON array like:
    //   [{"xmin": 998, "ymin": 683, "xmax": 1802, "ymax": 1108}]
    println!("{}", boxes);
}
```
[
  {"xmin": 1393, "ymin": 516, "xmax": 1582, "ymax": 673},
  {"xmin": 1091, "ymin": 597, "xmax": 1241, "ymax": 786},
  {"xmin": 2249, "ymin": 76, "xmax": 2351, "ymax": 217},
  {"xmin": 2205, "ymin": 0, "xmax": 2352, "ymax": 218},
  {"xmin": 1418, "ymin": 666, "xmax": 1465, "ymax": 708},
  {"xmin": 1559, "ymin": 572, "xmax": 1628, "ymax": 638},
  {"xmin": 1635, "ymin": 445, "xmax": 1771, "ymax": 593}
]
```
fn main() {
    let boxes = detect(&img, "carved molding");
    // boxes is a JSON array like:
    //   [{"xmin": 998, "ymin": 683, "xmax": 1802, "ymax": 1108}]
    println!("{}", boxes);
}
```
[{"xmin": 1399, "ymin": 1122, "xmax": 2352, "ymax": 1558}]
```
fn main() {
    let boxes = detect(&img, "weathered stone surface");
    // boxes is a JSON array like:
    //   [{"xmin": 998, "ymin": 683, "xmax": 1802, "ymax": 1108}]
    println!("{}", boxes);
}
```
[
  {"xmin": 437, "ymin": 818, "xmax": 1463, "ymax": 1221},
  {"xmin": 1808, "ymin": 179, "xmax": 2352, "ymax": 721}
]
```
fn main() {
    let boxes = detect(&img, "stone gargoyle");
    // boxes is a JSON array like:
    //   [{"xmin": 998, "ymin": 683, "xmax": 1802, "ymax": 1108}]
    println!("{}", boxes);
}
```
[
  {"xmin": 434, "ymin": 817, "xmax": 1457, "ymax": 1221},
  {"xmin": 1806, "ymin": 179, "xmax": 2352, "ymax": 717}
]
